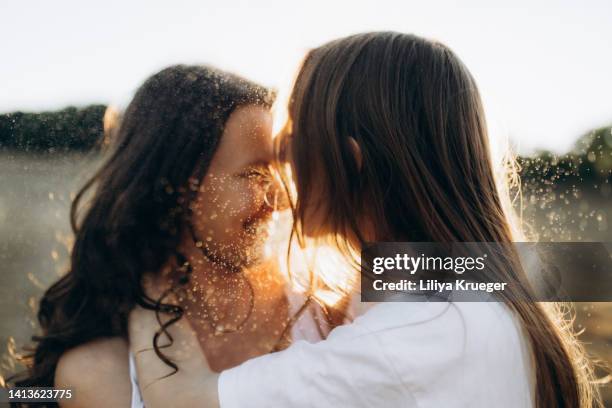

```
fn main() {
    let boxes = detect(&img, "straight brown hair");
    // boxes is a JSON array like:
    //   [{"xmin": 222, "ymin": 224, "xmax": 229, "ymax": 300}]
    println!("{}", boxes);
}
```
[{"xmin": 282, "ymin": 32, "xmax": 601, "ymax": 407}]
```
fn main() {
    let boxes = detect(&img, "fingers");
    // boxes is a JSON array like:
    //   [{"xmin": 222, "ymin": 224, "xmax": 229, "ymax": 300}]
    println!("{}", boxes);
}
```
[
  {"xmin": 127, "ymin": 305, "xmax": 158, "ymax": 354},
  {"xmin": 128, "ymin": 304, "xmax": 209, "ymax": 379}
]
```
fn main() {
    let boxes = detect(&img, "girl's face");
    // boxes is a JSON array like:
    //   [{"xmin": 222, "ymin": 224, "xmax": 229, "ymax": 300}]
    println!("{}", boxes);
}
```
[{"xmin": 190, "ymin": 105, "xmax": 278, "ymax": 269}]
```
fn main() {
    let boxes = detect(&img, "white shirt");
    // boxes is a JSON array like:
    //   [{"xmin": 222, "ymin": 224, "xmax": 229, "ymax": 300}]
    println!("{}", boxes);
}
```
[
  {"xmin": 129, "ymin": 351, "xmax": 145, "ymax": 408},
  {"xmin": 218, "ymin": 298, "xmax": 535, "ymax": 408}
]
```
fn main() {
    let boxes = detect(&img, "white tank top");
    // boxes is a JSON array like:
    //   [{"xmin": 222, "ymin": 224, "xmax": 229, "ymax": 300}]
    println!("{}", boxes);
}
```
[
  {"xmin": 128, "ymin": 292, "xmax": 328, "ymax": 408},
  {"xmin": 129, "ymin": 351, "xmax": 145, "ymax": 408}
]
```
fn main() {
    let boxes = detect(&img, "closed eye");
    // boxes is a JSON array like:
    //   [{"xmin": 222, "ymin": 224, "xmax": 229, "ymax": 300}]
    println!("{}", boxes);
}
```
[{"xmin": 240, "ymin": 166, "xmax": 273, "ymax": 183}]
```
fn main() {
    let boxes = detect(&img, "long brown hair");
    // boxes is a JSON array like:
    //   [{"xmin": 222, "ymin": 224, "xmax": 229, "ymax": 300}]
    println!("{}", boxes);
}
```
[
  {"xmin": 282, "ymin": 32, "xmax": 601, "ymax": 407},
  {"xmin": 10, "ymin": 65, "xmax": 273, "ymax": 406}
]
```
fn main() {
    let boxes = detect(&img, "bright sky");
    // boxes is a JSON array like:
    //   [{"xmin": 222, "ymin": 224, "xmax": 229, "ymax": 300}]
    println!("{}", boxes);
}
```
[{"xmin": 1, "ymin": 0, "xmax": 611, "ymax": 154}]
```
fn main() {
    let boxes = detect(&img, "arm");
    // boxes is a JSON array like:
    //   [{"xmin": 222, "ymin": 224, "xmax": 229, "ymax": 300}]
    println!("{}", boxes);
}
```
[{"xmin": 128, "ymin": 303, "xmax": 396, "ymax": 408}]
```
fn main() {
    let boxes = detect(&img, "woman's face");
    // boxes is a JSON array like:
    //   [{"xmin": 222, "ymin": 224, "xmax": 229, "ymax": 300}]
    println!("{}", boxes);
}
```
[{"xmin": 189, "ymin": 105, "xmax": 277, "ymax": 270}]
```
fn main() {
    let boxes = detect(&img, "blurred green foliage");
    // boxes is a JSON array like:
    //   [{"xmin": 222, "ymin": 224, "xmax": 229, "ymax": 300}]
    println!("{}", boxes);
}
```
[
  {"xmin": 0, "ymin": 105, "xmax": 610, "ymax": 189},
  {"xmin": 0, "ymin": 105, "xmax": 106, "ymax": 152},
  {"xmin": 519, "ymin": 126, "xmax": 612, "ymax": 188}
]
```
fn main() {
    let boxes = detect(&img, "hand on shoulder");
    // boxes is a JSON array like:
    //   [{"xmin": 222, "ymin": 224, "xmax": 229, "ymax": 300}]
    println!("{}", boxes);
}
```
[{"xmin": 128, "ymin": 305, "xmax": 220, "ymax": 408}]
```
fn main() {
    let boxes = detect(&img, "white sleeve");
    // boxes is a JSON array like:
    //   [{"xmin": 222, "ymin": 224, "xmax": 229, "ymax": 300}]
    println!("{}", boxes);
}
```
[
  {"xmin": 219, "ymin": 301, "xmax": 535, "ymax": 408},
  {"xmin": 218, "ymin": 328, "xmax": 412, "ymax": 408}
]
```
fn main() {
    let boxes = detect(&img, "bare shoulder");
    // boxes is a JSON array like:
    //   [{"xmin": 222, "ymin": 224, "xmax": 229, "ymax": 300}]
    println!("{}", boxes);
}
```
[{"xmin": 55, "ymin": 337, "xmax": 132, "ymax": 408}]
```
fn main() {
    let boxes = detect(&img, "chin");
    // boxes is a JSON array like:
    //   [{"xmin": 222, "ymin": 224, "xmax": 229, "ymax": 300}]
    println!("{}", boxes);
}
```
[
  {"xmin": 217, "ymin": 239, "xmax": 267, "ymax": 270},
  {"xmin": 239, "ymin": 238, "xmax": 268, "ymax": 268},
  {"xmin": 220, "ymin": 250, "xmax": 263, "ymax": 271},
  {"xmin": 212, "ymin": 221, "xmax": 270, "ymax": 270}
]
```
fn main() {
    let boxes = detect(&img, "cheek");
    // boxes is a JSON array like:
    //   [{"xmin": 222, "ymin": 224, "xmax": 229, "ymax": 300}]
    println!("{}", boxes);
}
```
[
  {"xmin": 192, "ymin": 179, "xmax": 263, "ymax": 237},
  {"xmin": 220, "ymin": 176, "xmax": 266, "ymax": 221}
]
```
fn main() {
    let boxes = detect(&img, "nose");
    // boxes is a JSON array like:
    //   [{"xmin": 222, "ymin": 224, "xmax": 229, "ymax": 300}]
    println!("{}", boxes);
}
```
[{"xmin": 264, "ymin": 175, "xmax": 290, "ymax": 212}]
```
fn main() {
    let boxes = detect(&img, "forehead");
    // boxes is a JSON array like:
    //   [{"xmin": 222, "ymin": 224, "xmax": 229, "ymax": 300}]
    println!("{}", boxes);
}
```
[{"xmin": 209, "ymin": 105, "xmax": 273, "ymax": 171}]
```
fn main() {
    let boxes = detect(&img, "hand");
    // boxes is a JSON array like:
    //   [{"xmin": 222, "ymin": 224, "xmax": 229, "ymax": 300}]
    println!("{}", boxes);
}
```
[{"xmin": 128, "ymin": 279, "xmax": 220, "ymax": 408}]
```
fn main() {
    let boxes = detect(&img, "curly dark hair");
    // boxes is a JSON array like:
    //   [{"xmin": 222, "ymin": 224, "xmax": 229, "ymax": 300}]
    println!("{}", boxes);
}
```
[{"xmin": 9, "ymin": 64, "xmax": 273, "ymax": 406}]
